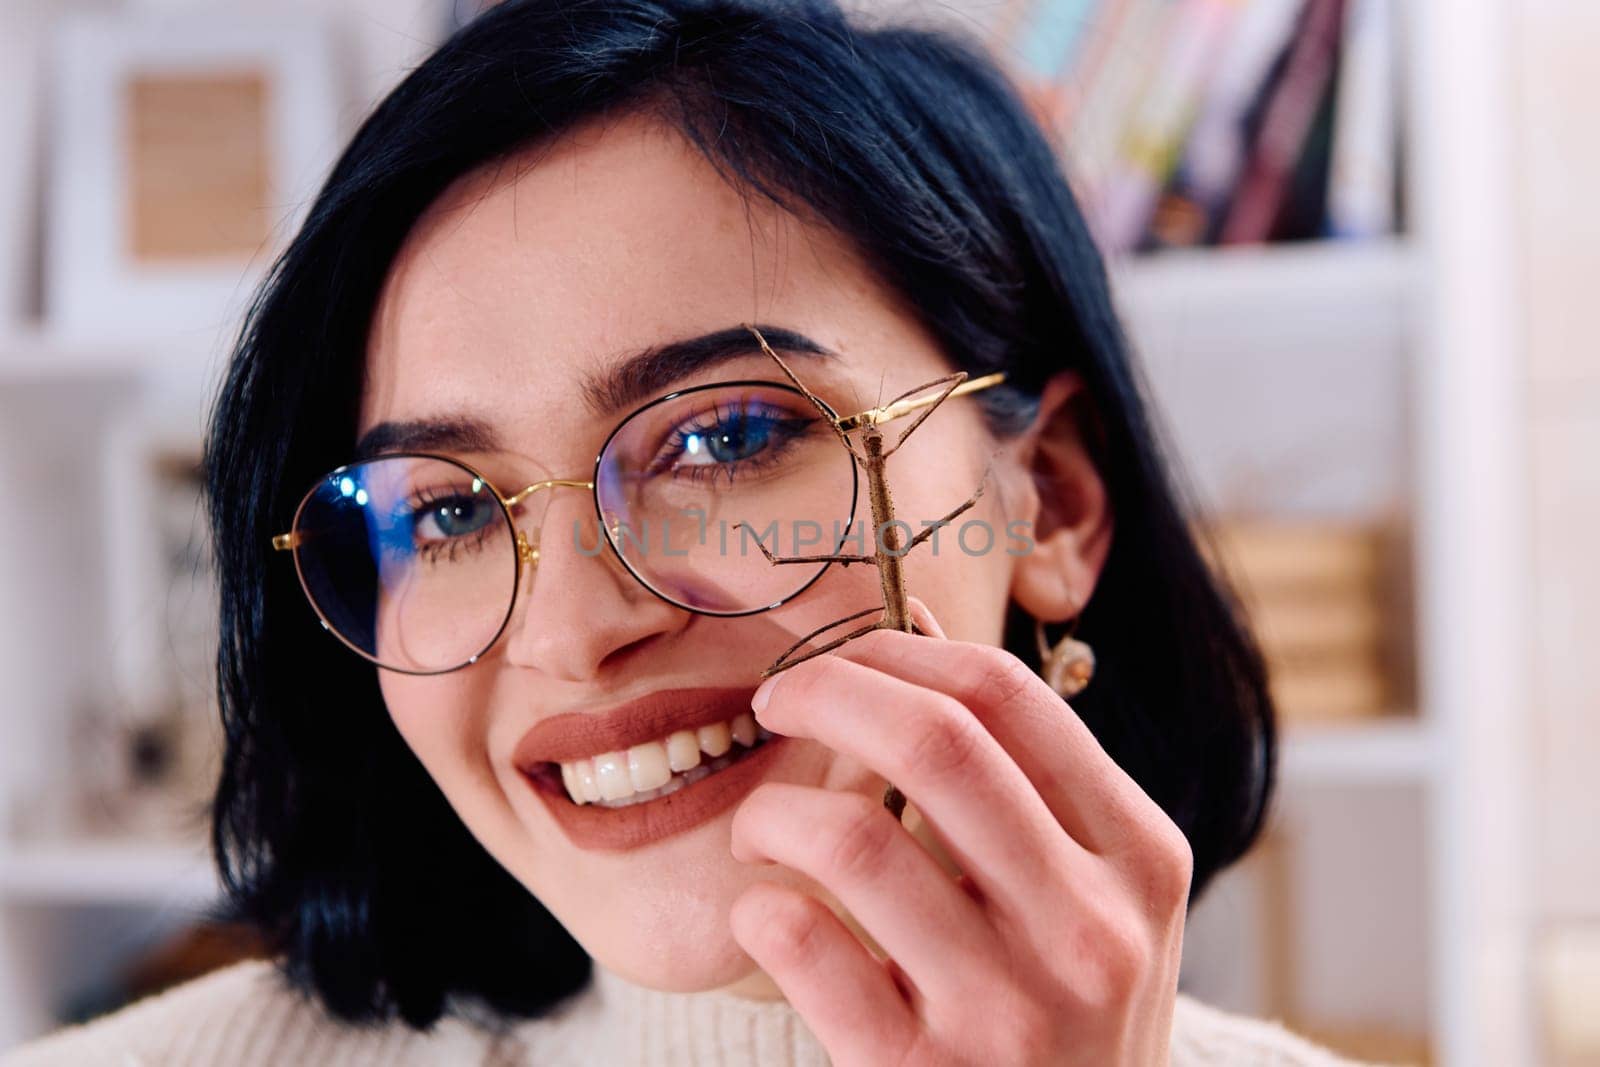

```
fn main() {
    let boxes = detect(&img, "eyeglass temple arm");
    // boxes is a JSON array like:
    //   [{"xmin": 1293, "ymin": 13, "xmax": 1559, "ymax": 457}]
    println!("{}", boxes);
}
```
[{"xmin": 834, "ymin": 370, "xmax": 1007, "ymax": 433}]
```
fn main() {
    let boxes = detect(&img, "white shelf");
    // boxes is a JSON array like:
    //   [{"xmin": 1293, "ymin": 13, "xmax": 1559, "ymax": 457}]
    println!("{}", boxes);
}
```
[
  {"xmin": 0, "ymin": 325, "xmax": 221, "ymax": 387},
  {"xmin": 1280, "ymin": 718, "xmax": 1434, "ymax": 787},
  {"xmin": 1108, "ymin": 238, "xmax": 1418, "ymax": 521},
  {"xmin": 0, "ymin": 327, "xmax": 147, "ymax": 382},
  {"xmin": 1113, "ymin": 236, "xmax": 1417, "ymax": 306},
  {"xmin": 0, "ymin": 839, "xmax": 217, "ymax": 907},
  {"xmin": 1110, "ymin": 238, "xmax": 1418, "ymax": 375}
]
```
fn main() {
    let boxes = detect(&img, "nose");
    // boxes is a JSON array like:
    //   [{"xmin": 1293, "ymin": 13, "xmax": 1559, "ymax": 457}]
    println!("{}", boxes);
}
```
[{"xmin": 501, "ymin": 487, "xmax": 685, "ymax": 682}]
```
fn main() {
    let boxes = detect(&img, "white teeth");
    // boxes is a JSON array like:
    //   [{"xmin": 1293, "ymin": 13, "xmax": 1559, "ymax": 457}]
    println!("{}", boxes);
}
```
[
  {"xmin": 593, "ymin": 751, "xmax": 633, "ymax": 801},
  {"xmin": 609, "ymin": 774, "xmax": 691, "ymax": 807},
  {"xmin": 729, "ymin": 711, "xmax": 758, "ymax": 747},
  {"xmin": 575, "ymin": 758, "xmax": 600, "ymax": 803},
  {"xmin": 666, "ymin": 730, "xmax": 701, "ymax": 772},
  {"xmin": 595, "ymin": 750, "xmax": 737, "ymax": 808},
  {"xmin": 627, "ymin": 741, "xmax": 673, "ymax": 792},
  {"xmin": 697, "ymin": 721, "xmax": 732, "ymax": 758},
  {"xmin": 555, "ymin": 712, "xmax": 772, "ymax": 806}
]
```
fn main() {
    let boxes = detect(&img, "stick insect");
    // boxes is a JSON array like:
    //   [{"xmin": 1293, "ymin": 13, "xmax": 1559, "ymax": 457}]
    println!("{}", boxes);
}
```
[{"xmin": 737, "ymin": 323, "xmax": 1006, "ymax": 820}]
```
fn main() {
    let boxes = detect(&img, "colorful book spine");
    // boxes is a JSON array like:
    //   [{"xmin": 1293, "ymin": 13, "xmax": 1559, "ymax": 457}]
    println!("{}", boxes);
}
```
[
  {"xmin": 987, "ymin": 0, "xmax": 1044, "ymax": 57},
  {"xmin": 1057, "ymin": 0, "xmax": 1137, "ymax": 131},
  {"xmin": 1095, "ymin": 0, "xmax": 1248, "ymax": 251},
  {"xmin": 995, "ymin": 0, "xmax": 1394, "ymax": 250},
  {"xmin": 1152, "ymin": 0, "xmax": 1306, "ymax": 246},
  {"xmin": 1218, "ymin": 0, "xmax": 1346, "ymax": 244},
  {"xmin": 1014, "ymin": 0, "xmax": 1100, "ymax": 79},
  {"xmin": 1326, "ymin": 0, "xmax": 1397, "ymax": 237},
  {"xmin": 992, "ymin": 0, "xmax": 1103, "ymax": 138},
  {"xmin": 1065, "ymin": 0, "xmax": 1180, "ymax": 229}
]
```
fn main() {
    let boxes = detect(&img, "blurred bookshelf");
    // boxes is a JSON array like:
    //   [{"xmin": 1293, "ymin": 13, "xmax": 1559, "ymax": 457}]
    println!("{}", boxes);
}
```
[
  {"xmin": 0, "ymin": 0, "xmax": 1535, "ymax": 1063},
  {"xmin": 979, "ymin": 0, "xmax": 1404, "ymax": 256},
  {"xmin": 970, "ymin": 0, "xmax": 1455, "ymax": 1061}
]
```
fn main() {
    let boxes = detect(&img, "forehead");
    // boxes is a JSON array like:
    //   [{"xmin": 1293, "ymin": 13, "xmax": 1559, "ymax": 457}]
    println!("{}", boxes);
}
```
[{"xmin": 360, "ymin": 109, "xmax": 940, "ymax": 471}]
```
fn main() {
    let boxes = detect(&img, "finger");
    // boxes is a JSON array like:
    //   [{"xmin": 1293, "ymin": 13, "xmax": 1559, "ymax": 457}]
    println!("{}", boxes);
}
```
[
  {"xmin": 906, "ymin": 596, "xmax": 946, "ymax": 638},
  {"xmin": 750, "ymin": 653, "xmax": 1089, "ymax": 926},
  {"xmin": 841, "ymin": 600, "xmax": 1170, "ymax": 859},
  {"xmin": 728, "ymin": 879, "xmax": 918, "ymax": 1066},
  {"xmin": 731, "ymin": 781, "xmax": 1008, "ymax": 1011}
]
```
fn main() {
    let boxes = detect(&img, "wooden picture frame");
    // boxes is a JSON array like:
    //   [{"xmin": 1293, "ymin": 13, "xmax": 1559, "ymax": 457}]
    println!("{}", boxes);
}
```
[{"xmin": 45, "ymin": 13, "xmax": 339, "ymax": 344}]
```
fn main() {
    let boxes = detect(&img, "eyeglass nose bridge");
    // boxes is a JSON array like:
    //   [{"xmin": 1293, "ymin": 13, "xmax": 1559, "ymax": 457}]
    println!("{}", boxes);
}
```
[{"xmin": 502, "ymin": 477, "xmax": 595, "ymax": 571}]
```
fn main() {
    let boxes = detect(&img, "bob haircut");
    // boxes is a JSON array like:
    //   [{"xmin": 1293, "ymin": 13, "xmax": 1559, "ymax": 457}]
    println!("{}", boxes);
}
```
[{"xmin": 205, "ymin": 0, "xmax": 1275, "ymax": 1030}]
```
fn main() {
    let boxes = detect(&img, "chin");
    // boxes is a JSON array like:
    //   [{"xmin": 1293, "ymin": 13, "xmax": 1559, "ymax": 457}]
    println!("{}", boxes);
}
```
[
  {"xmin": 575, "ymin": 864, "xmax": 774, "ymax": 993},
  {"xmin": 482, "ymin": 800, "xmax": 769, "ymax": 987},
  {"xmin": 598, "ymin": 937, "xmax": 759, "ymax": 994}
]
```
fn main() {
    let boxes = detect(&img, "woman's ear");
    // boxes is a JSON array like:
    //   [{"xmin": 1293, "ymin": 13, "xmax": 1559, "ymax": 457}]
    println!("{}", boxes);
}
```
[{"xmin": 1005, "ymin": 370, "xmax": 1114, "ymax": 623}]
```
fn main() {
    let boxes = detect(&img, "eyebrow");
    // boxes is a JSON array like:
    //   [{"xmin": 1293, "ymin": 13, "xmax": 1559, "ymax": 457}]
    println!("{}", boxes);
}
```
[
  {"xmin": 580, "ymin": 323, "xmax": 836, "ymax": 417},
  {"xmin": 353, "ymin": 416, "xmax": 498, "ymax": 461},
  {"xmin": 353, "ymin": 323, "xmax": 837, "ymax": 460}
]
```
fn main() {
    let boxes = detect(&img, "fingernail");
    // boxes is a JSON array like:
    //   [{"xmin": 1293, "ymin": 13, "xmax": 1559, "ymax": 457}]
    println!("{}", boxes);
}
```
[
  {"xmin": 908, "ymin": 596, "xmax": 947, "ymax": 639},
  {"xmin": 751, "ymin": 673, "xmax": 780, "ymax": 718}
]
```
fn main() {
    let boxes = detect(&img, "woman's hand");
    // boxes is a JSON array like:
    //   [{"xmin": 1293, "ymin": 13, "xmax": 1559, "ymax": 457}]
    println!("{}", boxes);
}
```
[{"xmin": 728, "ymin": 598, "xmax": 1192, "ymax": 1067}]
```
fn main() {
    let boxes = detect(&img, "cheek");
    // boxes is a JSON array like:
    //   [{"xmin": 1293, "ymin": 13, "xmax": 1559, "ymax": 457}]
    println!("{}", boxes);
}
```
[
  {"xmin": 900, "ymin": 533, "xmax": 1012, "ymax": 643},
  {"xmin": 379, "ymin": 673, "xmax": 500, "ymax": 802},
  {"xmin": 891, "ymin": 438, "xmax": 1017, "ymax": 642}
]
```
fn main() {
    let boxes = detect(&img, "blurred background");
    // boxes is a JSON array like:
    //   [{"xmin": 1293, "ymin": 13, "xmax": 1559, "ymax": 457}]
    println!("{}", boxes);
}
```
[{"xmin": 0, "ymin": 0, "xmax": 1593, "ymax": 1063}]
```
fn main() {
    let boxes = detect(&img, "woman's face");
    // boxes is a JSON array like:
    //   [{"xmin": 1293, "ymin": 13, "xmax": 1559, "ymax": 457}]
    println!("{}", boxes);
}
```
[{"xmin": 360, "ymin": 111, "xmax": 1042, "ymax": 995}]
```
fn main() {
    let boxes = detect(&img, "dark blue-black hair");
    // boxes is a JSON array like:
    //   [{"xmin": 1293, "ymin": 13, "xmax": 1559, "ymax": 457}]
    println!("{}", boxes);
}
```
[{"xmin": 205, "ymin": 0, "xmax": 1275, "ymax": 1029}]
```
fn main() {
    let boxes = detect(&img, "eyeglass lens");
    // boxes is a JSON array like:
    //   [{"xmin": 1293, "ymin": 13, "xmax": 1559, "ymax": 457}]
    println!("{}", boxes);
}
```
[{"xmin": 288, "ymin": 383, "xmax": 859, "ymax": 673}]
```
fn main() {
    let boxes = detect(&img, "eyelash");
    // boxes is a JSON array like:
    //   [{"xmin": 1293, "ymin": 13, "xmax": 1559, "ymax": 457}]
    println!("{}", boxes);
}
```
[
  {"xmin": 406, "ymin": 486, "xmax": 498, "ymax": 564},
  {"xmin": 650, "ymin": 400, "xmax": 817, "ymax": 487}
]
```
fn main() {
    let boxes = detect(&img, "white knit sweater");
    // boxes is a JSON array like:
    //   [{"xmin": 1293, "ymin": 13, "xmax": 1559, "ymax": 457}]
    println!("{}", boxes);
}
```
[{"xmin": 2, "ymin": 958, "xmax": 1366, "ymax": 1065}]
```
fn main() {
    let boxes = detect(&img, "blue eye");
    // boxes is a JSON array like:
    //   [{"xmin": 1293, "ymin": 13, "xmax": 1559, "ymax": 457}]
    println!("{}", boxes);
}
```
[
  {"xmin": 682, "ymin": 410, "xmax": 778, "ymax": 465},
  {"xmin": 662, "ymin": 402, "xmax": 815, "ymax": 484},
  {"xmin": 367, "ymin": 487, "xmax": 501, "ymax": 567},
  {"xmin": 414, "ymin": 494, "xmax": 496, "ymax": 541}
]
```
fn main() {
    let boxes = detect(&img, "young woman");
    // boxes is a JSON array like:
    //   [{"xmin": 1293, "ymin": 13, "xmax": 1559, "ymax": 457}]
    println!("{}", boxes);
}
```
[{"xmin": 7, "ymin": 0, "xmax": 1360, "ymax": 1063}]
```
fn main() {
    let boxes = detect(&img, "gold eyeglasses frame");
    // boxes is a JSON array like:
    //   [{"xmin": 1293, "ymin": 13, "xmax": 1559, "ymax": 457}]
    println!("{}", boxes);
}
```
[{"xmin": 270, "ymin": 365, "xmax": 1007, "ymax": 674}]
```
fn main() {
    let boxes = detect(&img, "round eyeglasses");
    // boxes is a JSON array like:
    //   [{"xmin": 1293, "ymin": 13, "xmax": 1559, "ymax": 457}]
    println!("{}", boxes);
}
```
[
  {"xmin": 274, "ymin": 380, "xmax": 863, "ymax": 673},
  {"xmin": 273, "ymin": 371, "xmax": 1007, "ymax": 674}
]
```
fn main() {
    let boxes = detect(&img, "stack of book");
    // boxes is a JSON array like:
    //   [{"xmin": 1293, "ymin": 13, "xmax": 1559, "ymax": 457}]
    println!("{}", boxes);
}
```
[
  {"xmin": 984, "ymin": 0, "xmax": 1401, "ymax": 253},
  {"xmin": 1198, "ymin": 518, "xmax": 1406, "ymax": 724}
]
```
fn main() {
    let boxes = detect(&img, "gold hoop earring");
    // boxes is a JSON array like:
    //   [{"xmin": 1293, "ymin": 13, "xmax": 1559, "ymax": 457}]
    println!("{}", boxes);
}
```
[{"xmin": 1034, "ymin": 605, "xmax": 1095, "ymax": 699}]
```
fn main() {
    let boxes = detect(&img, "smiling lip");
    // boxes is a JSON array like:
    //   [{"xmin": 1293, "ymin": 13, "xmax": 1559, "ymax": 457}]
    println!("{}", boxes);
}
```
[
  {"xmin": 511, "ymin": 686, "xmax": 764, "ymax": 765},
  {"xmin": 511, "ymin": 686, "xmax": 789, "ymax": 852},
  {"xmin": 521, "ymin": 732, "xmax": 790, "ymax": 851}
]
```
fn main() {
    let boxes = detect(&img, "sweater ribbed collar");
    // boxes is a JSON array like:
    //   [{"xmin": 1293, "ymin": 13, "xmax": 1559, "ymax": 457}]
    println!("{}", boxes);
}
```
[{"xmin": 519, "ymin": 963, "xmax": 833, "ymax": 1066}]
